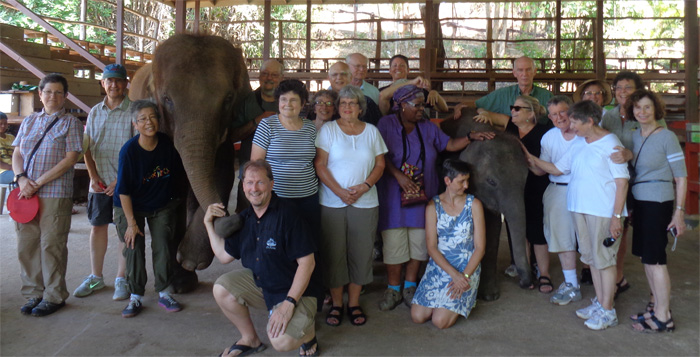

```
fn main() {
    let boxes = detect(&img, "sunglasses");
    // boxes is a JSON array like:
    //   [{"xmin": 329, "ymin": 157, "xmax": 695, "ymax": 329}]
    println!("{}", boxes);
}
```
[
  {"xmin": 405, "ymin": 101, "xmax": 426, "ymax": 109},
  {"xmin": 510, "ymin": 105, "xmax": 532, "ymax": 112},
  {"xmin": 315, "ymin": 101, "xmax": 333, "ymax": 107}
]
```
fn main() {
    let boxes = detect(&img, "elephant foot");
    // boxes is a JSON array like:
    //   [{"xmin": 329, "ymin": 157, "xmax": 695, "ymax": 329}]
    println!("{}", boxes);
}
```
[
  {"xmin": 214, "ymin": 214, "xmax": 243, "ymax": 239},
  {"xmin": 518, "ymin": 269, "xmax": 534, "ymax": 289},
  {"xmin": 170, "ymin": 266, "xmax": 199, "ymax": 294},
  {"xmin": 177, "ymin": 250, "xmax": 214, "ymax": 271}
]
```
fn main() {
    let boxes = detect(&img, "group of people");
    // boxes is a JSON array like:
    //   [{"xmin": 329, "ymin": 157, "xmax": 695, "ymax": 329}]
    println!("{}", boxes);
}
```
[{"xmin": 5, "ymin": 52, "xmax": 688, "ymax": 357}]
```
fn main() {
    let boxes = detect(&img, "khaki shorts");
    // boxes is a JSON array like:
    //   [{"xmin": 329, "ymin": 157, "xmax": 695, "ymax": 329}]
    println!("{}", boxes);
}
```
[
  {"xmin": 572, "ymin": 213, "xmax": 618, "ymax": 270},
  {"xmin": 542, "ymin": 184, "xmax": 577, "ymax": 253},
  {"xmin": 215, "ymin": 269, "xmax": 316, "ymax": 340},
  {"xmin": 381, "ymin": 227, "xmax": 427, "ymax": 264}
]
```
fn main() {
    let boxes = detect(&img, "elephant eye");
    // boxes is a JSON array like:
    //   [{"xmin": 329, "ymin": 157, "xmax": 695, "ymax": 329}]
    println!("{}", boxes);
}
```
[
  {"xmin": 162, "ymin": 96, "xmax": 174, "ymax": 111},
  {"xmin": 486, "ymin": 178, "xmax": 497, "ymax": 186}
]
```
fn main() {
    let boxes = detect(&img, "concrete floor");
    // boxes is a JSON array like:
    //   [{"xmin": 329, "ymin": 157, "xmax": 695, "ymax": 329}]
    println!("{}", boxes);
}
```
[{"xmin": 1, "ymin": 203, "xmax": 698, "ymax": 356}]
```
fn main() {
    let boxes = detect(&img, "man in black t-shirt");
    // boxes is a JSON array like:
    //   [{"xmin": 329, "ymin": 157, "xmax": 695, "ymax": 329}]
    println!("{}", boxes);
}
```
[{"xmin": 204, "ymin": 160, "xmax": 321, "ymax": 357}]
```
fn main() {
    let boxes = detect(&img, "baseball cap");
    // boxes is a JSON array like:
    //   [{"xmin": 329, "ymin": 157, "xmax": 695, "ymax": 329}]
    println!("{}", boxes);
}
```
[{"xmin": 103, "ymin": 64, "xmax": 127, "ymax": 79}]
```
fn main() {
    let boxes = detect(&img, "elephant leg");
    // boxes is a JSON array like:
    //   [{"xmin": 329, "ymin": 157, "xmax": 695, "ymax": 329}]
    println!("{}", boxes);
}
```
[
  {"xmin": 167, "ymin": 198, "xmax": 199, "ymax": 293},
  {"xmin": 477, "ymin": 208, "xmax": 502, "ymax": 301},
  {"xmin": 178, "ymin": 207, "xmax": 216, "ymax": 271}
]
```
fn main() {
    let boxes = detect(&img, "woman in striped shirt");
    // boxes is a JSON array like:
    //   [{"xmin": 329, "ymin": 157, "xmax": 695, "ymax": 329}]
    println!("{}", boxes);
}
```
[{"xmin": 251, "ymin": 79, "xmax": 319, "ymax": 240}]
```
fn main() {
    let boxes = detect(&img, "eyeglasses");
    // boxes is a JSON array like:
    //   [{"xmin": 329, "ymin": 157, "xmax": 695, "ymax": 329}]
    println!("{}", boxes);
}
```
[
  {"xmin": 315, "ymin": 101, "xmax": 334, "ymax": 107},
  {"xmin": 330, "ymin": 72, "xmax": 350, "ymax": 78},
  {"xmin": 338, "ymin": 101, "xmax": 359, "ymax": 108},
  {"xmin": 137, "ymin": 117, "xmax": 157, "ymax": 123},
  {"xmin": 583, "ymin": 91, "xmax": 603, "ymax": 96},
  {"xmin": 42, "ymin": 90, "xmax": 64, "ymax": 97},
  {"xmin": 260, "ymin": 71, "xmax": 281, "ymax": 79},
  {"xmin": 510, "ymin": 105, "xmax": 532, "ymax": 112},
  {"xmin": 405, "ymin": 101, "xmax": 426, "ymax": 109},
  {"xmin": 614, "ymin": 85, "xmax": 635, "ymax": 92}
]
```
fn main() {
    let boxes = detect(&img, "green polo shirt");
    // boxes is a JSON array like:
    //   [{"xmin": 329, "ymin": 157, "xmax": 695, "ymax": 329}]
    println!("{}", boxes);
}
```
[{"xmin": 475, "ymin": 84, "xmax": 553, "ymax": 125}]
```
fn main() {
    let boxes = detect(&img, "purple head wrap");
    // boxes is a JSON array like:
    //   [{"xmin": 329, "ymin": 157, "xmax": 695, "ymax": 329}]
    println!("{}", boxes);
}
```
[{"xmin": 392, "ymin": 85, "xmax": 424, "ymax": 112}]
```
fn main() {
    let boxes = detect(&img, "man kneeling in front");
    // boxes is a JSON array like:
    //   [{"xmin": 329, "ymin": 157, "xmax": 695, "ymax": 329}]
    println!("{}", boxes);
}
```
[{"xmin": 204, "ymin": 159, "xmax": 321, "ymax": 357}]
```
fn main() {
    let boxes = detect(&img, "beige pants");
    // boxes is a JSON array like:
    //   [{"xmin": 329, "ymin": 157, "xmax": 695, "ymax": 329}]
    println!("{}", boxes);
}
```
[{"xmin": 16, "ymin": 197, "xmax": 72, "ymax": 303}]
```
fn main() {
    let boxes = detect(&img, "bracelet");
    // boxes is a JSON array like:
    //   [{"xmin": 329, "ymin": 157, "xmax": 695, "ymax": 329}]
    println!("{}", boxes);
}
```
[
  {"xmin": 676, "ymin": 206, "xmax": 685, "ymax": 212},
  {"xmin": 363, "ymin": 182, "xmax": 372, "ymax": 189},
  {"xmin": 285, "ymin": 296, "xmax": 297, "ymax": 307}
]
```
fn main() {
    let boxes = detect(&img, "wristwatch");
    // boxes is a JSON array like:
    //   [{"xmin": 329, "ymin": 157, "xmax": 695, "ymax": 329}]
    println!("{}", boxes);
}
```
[
  {"xmin": 14, "ymin": 172, "xmax": 27, "ymax": 182},
  {"xmin": 613, "ymin": 213, "xmax": 622, "ymax": 219},
  {"xmin": 285, "ymin": 296, "xmax": 297, "ymax": 307}
]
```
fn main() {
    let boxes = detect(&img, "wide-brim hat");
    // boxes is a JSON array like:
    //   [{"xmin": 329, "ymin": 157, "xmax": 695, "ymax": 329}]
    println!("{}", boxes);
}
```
[
  {"xmin": 7, "ymin": 188, "xmax": 39, "ymax": 224},
  {"xmin": 574, "ymin": 79, "xmax": 612, "ymax": 106}
]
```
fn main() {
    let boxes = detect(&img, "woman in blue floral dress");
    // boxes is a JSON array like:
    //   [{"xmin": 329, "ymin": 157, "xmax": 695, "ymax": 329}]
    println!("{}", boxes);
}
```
[{"xmin": 411, "ymin": 159, "xmax": 486, "ymax": 329}]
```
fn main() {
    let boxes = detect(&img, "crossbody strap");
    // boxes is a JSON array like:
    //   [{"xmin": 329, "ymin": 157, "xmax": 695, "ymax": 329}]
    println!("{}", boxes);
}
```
[{"xmin": 24, "ymin": 116, "xmax": 61, "ymax": 174}]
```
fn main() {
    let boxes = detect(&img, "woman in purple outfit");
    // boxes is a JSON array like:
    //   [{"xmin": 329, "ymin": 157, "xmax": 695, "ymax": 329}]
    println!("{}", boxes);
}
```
[{"xmin": 375, "ymin": 85, "xmax": 492, "ymax": 311}]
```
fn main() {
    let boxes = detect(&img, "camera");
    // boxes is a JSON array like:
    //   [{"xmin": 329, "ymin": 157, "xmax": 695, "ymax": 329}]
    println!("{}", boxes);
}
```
[{"xmin": 603, "ymin": 237, "xmax": 616, "ymax": 248}]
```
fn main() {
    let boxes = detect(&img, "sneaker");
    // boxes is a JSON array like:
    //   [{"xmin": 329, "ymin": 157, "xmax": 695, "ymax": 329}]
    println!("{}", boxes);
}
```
[
  {"xmin": 73, "ymin": 275, "xmax": 105, "ymax": 297},
  {"xmin": 576, "ymin": 297, "xmax": 602, "ymax": 319},
  {"xmin": 550, "ymin": 282, "xmax": 582, "ymax": 306},
  {"xmin": 158, "ymin": 294, "xmax": 182, "ymax": 312},
  {"xmin": 378, "ymin": 288, "xmax": 403, "ymax": 311},
  {"xmin": 31, "ymin": 300, "xmax": 65, "ymax": 317},
  {"xmin": 504, "ymin": 264, "xmax": 518, "ymax": 278},
  {"xmin": 122, "ymin": 298, "xmax": 142, "ymax": 318},
  {"xmin": 113, "ymin": 278, "xmax": 129, "ymax": 301},
  {"xmin": 20, "ymin": 297, "xmax": 42, "ymax": 315},
  {"xmin": 584, "ymin": 308, "xmax": 618, "ymax": 330},
  {"xmin": 403, "ymin": 286, "xmax": 416, "ymax": 308},
  {"xmin": 580, "ymin": 268, "xmax": 593, "ymax": 285}
]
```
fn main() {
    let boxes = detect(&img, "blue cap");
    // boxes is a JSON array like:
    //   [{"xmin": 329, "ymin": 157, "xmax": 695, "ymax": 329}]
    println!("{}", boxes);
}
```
[{"xmin": 103, "ymin": 64, "xmax": 127, "ymax": 79}]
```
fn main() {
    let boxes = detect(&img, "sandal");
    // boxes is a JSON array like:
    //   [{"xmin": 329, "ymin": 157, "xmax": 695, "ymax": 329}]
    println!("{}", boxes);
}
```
[
  {"xmin": 325, "ymin": 305, "xmax": 343, "ymax": 327},
  {"xmin": 538, "ymin": 276, "xmax": 553, "ymax": 294},
  {"xmin": 614, "ymin": 276, "xmax": 630, "ymax": 300},
  {"xmin": 633, "ymin": 315, "xmax": 675, "ymax": 333},
  {"xmin": 299, "ymin": 336, "xmax": 319, "ymax": 356},
  {"xmin": 219, "ymin": 342, "xmax": 265, "ymax": 357},
  {"xmin": 347, "ymin": 305, "xmax": 367, "ymax": 326},
  {"xmin": 630, "ymin": 302, "xmax": 655, "ymax": 322}
]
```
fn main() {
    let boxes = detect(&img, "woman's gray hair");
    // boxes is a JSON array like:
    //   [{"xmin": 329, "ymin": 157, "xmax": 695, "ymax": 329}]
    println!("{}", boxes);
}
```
[
  {"xmin": 336, "ymin": 85, "xmax": 366, "ymax": 118},
  {"xmin": 130, "ymin": 99, "xmax": 160, "ymax": 123}
]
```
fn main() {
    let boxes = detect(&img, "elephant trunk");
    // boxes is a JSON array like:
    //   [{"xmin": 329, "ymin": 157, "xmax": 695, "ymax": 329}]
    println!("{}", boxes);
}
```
[
  {"xmin": 503, "ymin": 200, "xmax": 533, "ymax": 289},
  {"xmin": 172, "ymin": 120, "xmax": 224, "ymax": 209}
]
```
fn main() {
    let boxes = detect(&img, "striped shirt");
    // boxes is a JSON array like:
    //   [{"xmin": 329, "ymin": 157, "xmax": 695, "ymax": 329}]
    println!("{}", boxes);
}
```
[
  {"xmin": 631, "ymin": 128, "xmax": 686, "ymax": 202},
  {"xmin": 252, "ymin": 114, "xmax": 318, "ymax": 198},
  {"xmin": 85, "ymin": 96, "xmax": 134, "ymax": 192},
  {"xmin": 13, "ymin": 108, "xmax": 83, "ymax": 198}
]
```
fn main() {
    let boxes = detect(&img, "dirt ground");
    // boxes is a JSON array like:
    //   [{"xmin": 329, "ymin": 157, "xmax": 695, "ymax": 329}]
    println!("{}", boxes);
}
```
[{"xmin": 1, "ymin": 196, "xmax": 698, "ymax": 356}]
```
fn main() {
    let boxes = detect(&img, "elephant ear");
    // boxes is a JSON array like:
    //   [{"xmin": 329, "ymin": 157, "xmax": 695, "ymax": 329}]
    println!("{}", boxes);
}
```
[{"xmin": 231, "ymin": 47, "xmax": 252, "ymax": 105}]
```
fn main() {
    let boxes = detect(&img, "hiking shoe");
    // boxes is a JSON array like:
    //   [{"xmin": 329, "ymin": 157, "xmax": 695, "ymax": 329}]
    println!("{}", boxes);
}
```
[
  {"xmin": 122, "ymin": 298, "xmax": 142, "ymax": 318},
  {"xmin": 580, "ymin": 268, "xmax": 593, "ymax": 285},
  {"xmin": 20, "ymin": 297, "xmax": 42, "ymax": 315},
  {"xmin": 403, "ymin": 286, "xmax": 416, "ymax": 308},
  {"xmin": 584, "ymin": 308, "xmax": 618, "ymax": 330},
  {"xmin": 576, "ymin": 297, "xmax": 602, "ymax": 319},
  {"xmin": 550, "ymin": 282, "xmax": 582, "ymax": 306},
  {"xmin": 158, "ymin": 294, "xmax": 182, "ymax": 312},
  {"xmin": 73, "ymin": 275, "xmax": 105, "ymax": 297},
  {"xmin": 378, "ymin": 288, "xmax": 403, "ymax": 311},
  {"xmin": 31, "ymin": 300, "xmax": 65, "ymax": 317},
  {"xmin": 113, "ymin": 278, "xmax": 129, "ymax": 301},
  {"xmin": 504, "ymin": 264, "xmax": 518, "ymax": 278}
]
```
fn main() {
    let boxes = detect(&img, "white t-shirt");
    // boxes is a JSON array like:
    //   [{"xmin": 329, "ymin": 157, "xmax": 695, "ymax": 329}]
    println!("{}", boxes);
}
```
[
  {"xmin": 539, "ymin": 127, "xmax": 581, "ymax": 184},
  {"xmin": 556, "ymin": 133, "xmax": 629, "ymax": 217},
  {"xmin": 316, "ymin": 121, "xmax": 388, "ymax": 208}
]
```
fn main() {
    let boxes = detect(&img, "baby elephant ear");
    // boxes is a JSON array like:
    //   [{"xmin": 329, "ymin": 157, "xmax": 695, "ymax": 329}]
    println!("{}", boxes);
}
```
[{"xmin": 214, "ymin": 213, "xmax": 243, "ymax": 238}]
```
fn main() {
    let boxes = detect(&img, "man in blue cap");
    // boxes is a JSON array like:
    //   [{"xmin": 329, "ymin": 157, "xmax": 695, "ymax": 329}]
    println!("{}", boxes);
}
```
[{"xmin": 74, "ymin": 63, "xmax": 134, "ymax": 300}]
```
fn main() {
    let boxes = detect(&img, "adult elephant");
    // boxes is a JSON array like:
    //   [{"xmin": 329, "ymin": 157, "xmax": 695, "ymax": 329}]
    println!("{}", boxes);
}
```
[
  {"xmin": 130, "ymin": 35, "xmax": 251, "ymax": 291},
  {"xmin": 441, "ymin": 107, "xmax": 533, "ymax": 301}
]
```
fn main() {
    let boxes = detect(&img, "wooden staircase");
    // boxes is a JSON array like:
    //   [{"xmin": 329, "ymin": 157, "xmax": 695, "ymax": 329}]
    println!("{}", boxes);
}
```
[{"xmin": 0, "ymin": 23, "xmax": 148, "ymax": 122}]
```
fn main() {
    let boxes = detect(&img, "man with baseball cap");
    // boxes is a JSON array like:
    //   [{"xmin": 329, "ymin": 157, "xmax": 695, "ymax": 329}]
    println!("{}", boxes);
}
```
[{"xmin": 74, "ymin": 63, "xmax": 134, "ymax": 300}]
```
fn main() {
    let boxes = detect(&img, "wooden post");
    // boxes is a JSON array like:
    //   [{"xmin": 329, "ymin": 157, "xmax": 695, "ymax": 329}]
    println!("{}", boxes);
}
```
[
  {"xmin": 486, "ymin": 18, "xmax": 494, "ymax": 92},
  {"xmin": 306, "ymin": 0, "xmax": 311, "ymax": 74},
  {"xmin": 263, "ymin": 0, "xmax": 271, "ymax": 60},
  {"xmin": 685, "ymin": 0, "xmax": 699, "ymax": 124},
  {"xmin": 594, "ymin": 0, "xmax": 605, "ymax": 80},
  {"xmin": 422, "ymin": 0, "xmax": 434, "ymax": 81},
  {"xmin": 175, "ymin": 0, "xmax": 186, "ymax": 34},
  {"xmin": 555, "ymin": 1, "xmax": 561, "ymax": 73},
  {"xmin": 278, "ymin": 21, "xmax": 284, "ymax": 60},
  {"xmin": 116, "ymin": 0, "xmax": 124, "ymax": 65},
  {"xmin": 80, "ymin": 0, "xmax": 86, "ymax": 41},
  {"xmin": 375, "ymin": 19, "xmax": 382, "ymax": 71},
  {"xmin": 194, "ymin": 0, "xmax": 201, "ymax": 35},
  {"xmin": 139, "ymin": 16, "xmax": 145, "ymax": 52}
]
